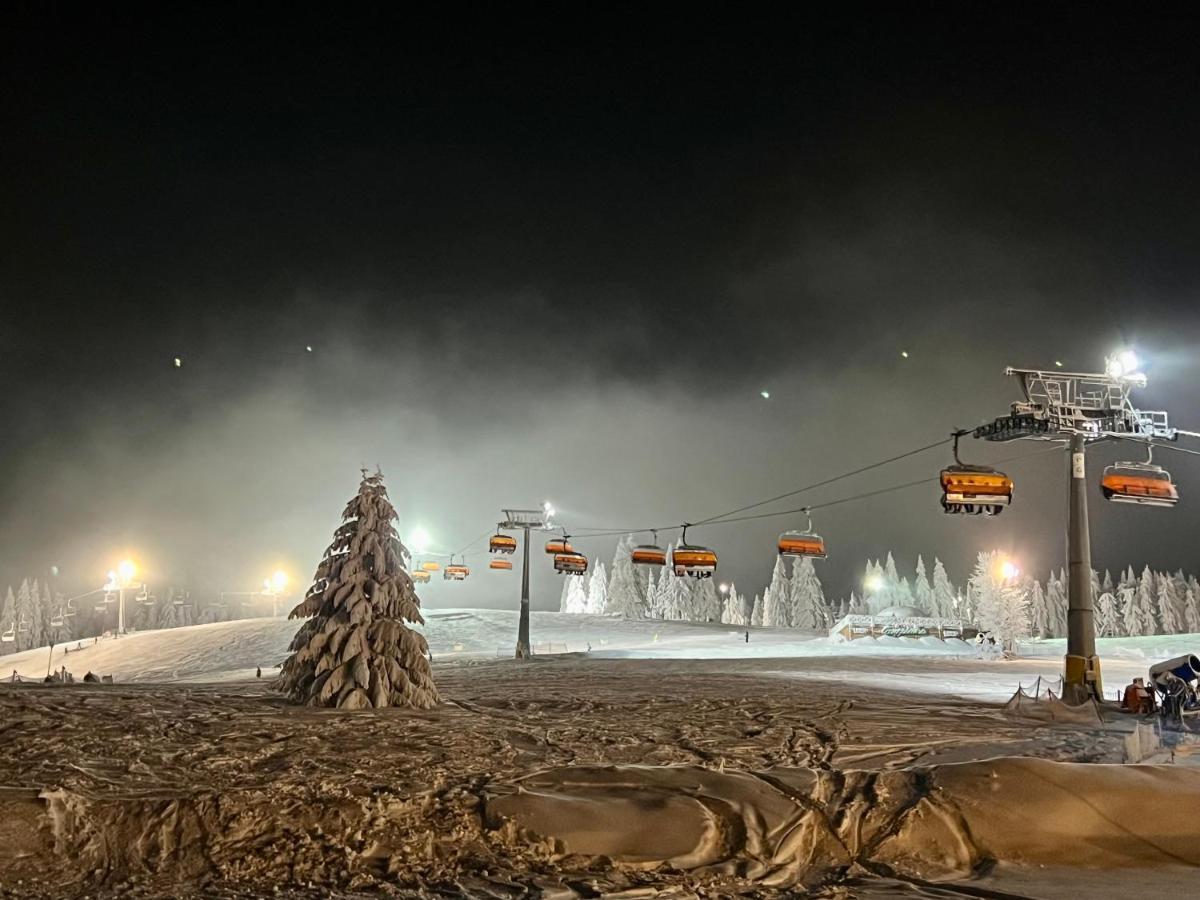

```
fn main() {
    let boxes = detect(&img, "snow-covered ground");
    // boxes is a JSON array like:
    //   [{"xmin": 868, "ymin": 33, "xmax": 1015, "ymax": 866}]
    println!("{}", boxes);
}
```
[{"xmin": 4, "ymin": 608, "xmax": 1191, "ymax": 702}]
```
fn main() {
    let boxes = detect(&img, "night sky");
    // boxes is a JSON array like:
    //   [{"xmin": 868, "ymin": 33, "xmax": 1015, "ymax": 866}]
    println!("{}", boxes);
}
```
[{"xmin": 3, "ymin": 8, "xmax": 1199, "ymax": 606}]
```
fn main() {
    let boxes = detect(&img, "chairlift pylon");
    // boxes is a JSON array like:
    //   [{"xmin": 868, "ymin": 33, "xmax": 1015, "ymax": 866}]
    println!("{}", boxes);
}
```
[
  {"xmin": 778, "ymin": 508, "xmax": 828, "ymax": 559},
  {"xmin": 1101, "ymin": 442, "xmax": 1179, "ymax": 507},
  {"xmin": 940, "ymin": 432, "xmax": 1013, "ymax": 516}
]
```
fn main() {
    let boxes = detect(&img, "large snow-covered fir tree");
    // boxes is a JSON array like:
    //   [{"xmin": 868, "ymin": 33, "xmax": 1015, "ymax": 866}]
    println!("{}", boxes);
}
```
[
  {"xmin": 749, "ymin": 592, "xmax": 763, "ymax": 626},
  {"xmin": 1136, "ymin": 566, "xmax": 1159, "ymax": 635},
  {"xmin": 277, "ymin": 469, "xmax": 438, "ymax": 709},
  {"xmin": 1045, "ymin": 571, "xmax": 1068, "ymax": 638},
  {"xmin": 1185, "ymin": 586, "xmax": 1200, "ymax": 634},
  {"xmin": 913, "ymin": 555, "xmax": 932, "ymax": 614},
  {"xmin": 1156, "ymin": 572, "xmax": 1183, "ymax": 635}
]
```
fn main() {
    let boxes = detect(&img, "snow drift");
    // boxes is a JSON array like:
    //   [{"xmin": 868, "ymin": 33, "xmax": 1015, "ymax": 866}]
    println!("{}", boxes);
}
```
[{"xmin": 487, "ymin": 758, "xmax": 1200, "ymax": 886}]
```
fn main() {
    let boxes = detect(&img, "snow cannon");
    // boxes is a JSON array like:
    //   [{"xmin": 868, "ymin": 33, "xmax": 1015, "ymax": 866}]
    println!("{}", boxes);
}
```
[{"xmin": 1149, "ymin": 655, "xmax": 1200, "ymax": 684}]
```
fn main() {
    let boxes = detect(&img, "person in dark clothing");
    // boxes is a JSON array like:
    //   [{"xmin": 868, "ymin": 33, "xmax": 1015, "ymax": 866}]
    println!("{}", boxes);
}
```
[
  {"xmin": 256, "ymin": 667, "xmax": 262, "ymax": 678},
  {"xmin": 745, "ymin": 631, "xmax": 750, "ymax": 643}
]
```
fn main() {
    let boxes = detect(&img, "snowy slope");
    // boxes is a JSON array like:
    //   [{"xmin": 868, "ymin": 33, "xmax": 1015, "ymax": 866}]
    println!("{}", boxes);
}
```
[
  {"xmin": 2, "ymin": 609, "xmax": 1185, "ymax": 702},
  {"xmin": 1, "ymin": 610, "xmax": 970, "ymax": 683}
]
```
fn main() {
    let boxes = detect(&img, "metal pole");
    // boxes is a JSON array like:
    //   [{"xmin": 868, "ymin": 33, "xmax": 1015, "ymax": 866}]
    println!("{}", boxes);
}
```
[
  {"xmin": 118, "ymin": 586, "xmax": 125, "ymax": 636},
  {"xmin": 1064, "ymin": 433, "xmax": 1102, "ymax": 702},
  {"xmin": 516, "ymin": 525, "xmax": 532, "ymax": 659}
]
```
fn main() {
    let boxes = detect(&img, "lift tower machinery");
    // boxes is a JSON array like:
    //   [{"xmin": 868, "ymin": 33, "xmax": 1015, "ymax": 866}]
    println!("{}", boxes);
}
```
[{"xmin": 974, "ymin": 354, "xmax": 1177, "ymax": 703}]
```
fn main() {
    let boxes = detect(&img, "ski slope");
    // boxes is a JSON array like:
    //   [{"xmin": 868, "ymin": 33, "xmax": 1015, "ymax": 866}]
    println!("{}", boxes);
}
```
[{"xmin": 2, "ymin": 609, "xmax": 1191, "ymax": 702}]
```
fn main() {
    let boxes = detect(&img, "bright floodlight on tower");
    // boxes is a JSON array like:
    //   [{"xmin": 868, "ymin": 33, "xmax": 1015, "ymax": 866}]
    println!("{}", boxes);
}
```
[
  {"xmin": 999, "ymin": 558, "xmax": 1020, "ymax": 581},
  {"xmin": 409, "ymin": 526, "xmax": 431, "ymax": 555},
  {"xmin": 270, "ymin": 570, "xmax": 288, "ymax": 593},
  {"xmin": 117, "ymin": 559, "xmax": 137, "ymax": 583},
  {"xmin": 1106, "ymin": 349, "xmax": 1141, "ymax": 378},
  {"xmin": 865, "ymin": 574, "xmax": 884, "ymax": 592}
]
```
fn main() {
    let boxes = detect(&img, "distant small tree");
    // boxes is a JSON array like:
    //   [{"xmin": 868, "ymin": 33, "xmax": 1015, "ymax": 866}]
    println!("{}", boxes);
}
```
[
  {"xmin": 277, "ymin": 469, "xmax": 438, "ymax": 709},
  {"xmin": 749, "ymin": 592, "xmax": 763, "ymax": 626}
]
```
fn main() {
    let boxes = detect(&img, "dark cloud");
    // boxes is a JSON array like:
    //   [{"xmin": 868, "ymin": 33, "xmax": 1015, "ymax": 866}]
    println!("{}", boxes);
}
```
[{"xmin": 3, "ymin": 10, "xmax": 1199, "ymax": 607}]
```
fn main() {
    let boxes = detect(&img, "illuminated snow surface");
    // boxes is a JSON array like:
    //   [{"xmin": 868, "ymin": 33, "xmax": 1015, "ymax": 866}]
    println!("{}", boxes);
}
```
[{"xmin": 6, "ymin": 607, "xmax": 1191, "ymax": 700}]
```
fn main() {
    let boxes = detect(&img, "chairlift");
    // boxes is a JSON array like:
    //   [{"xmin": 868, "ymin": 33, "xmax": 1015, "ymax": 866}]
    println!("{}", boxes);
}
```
[
  {"xmin": 420, "ymin": 561, "xmax": 441, "ymax": 572},
  {"xmin": 940, "ymin": 432, "xmax": 1013, "ymax": 516},
  {"xmin": 553, "ymin": 543, "xmax": 589, "ymax": 576},
  {"xmin": 1101, "ymin": 443, "xmax": 1179, "ymax": 507},
  {"xmin": 172, "ymin": 590, "xmax": 185, "ymax": 607},
  {"xmin": 104, "ymin": 591, "xmax": 117, "ymax": 605},
  {"xmin": 778, "ymin": 509, "xmax": 828, "ymax": 559},
  {"xmin": 489, "ymin": 558, "xmax": 514, "ymax": 571},
  {"xmin": 135, "ymin": 586, "xmax": 149, "ymax": 604},
  {"xmin": 631, "ymin": 531, "xmax": 667, "ymax": 567},
  {"xmin": 50, "ymin": 609, "xmax": 65, "ymax": 628},
  {"xmin": 64, "ymin": 597, "xmax": 76, "ymax": 618},
  {"xmin": 671, "ymin": 526, "xmax": 718, "ymax": 578},
  {"xmin": 1, "ymin": 623, "xmax": 13, "ymax": 643},
  {"xmin": 16, "ymin": 615, "xmax": 29, "ymax": 634},
  {"xmin": 143, "ymin": 592, "xmax": 157, "ymax": 607},
  {"xmin": 411, "ymin": 570, "xmax": 432, "ymax": 584},
  {"xmin": 545, "ymin": 535, "xmax": 575, "ymax": 555},
  {"xmin": 489, "ymin": 531, "xmax": 518, "ymax": 555},
  {"xmin": 444, "ymin": 555, "xmax": 470, "ymax": 581}
]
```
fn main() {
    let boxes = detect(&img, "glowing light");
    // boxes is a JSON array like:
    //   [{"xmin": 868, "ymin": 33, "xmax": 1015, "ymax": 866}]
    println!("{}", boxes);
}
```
[
  {"xmin": 410, "ymin": 527, "xmax": 431, "ymax": 554},
  {"xmin": 270, "ymin": 570, "xmax": 288, "ymax": 593},
  {"xmin": 305, "ymin": 345, "xmax": 313, "ymax": 352},
  {"xmin": 865, "ymin": 574, "xmax": 884, "ymax": 592},
  {"xmin": 1107, "ymin": 349, "xmax": 1141, "ymax": 378},
  {"xmin": 719, "ymin": 582, "xmax": 729, "ymax": 594},
  {"xmin": 901, "ymin": 351, "xmax": 909, "ymax": 359},
  {"xmin": 1054, "ymin": 360, "xmax": 1063, "ymax": 368},
  {"xmin": 999, "ymin": 559, "xmax": 1020, "ymax": 581},
  {"xmin": 173, "ymin": 357, "xmax": 182, "ymax": 367},
  {"xmin": 760, "ymin": 390, "xmax": 770, "ymax": 399},
  {"xmin": 117, "ymin": 559, "xmax": 137, "ymax": 582}
]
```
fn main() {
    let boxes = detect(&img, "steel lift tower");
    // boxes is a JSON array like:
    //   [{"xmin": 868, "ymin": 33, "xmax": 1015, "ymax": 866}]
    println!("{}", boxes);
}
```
[
  {"xmin": 975, "ymin": 354, "xmax": 1176, "ymax": 704},
  {"xmin": 499, "ymin": 507, "xmax": 553, "ymax": 659}
]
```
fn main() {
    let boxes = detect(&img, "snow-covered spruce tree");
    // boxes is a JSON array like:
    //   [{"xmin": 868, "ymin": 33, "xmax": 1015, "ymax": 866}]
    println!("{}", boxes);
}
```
[
  {"xmin": 750, "ymin": 592, "xmax": 763, "ymax": 626},
  {"xmin": 14, "ymin": 580, "xmax": 33, "ymax": 652},
  {"xmin": 277, "ymin": 470, "xmax": 438, "ymax": 709},
  {"xmin": 1157, "ymin": 572, "xmax": 1183, "ymax": 635},
  {"xmin": 762, "ymin": 556, "xmax": 791, "ymax": 627},
  {"xmin": 1096, "ymin": 591, "xmax": 1120, "ymax": 637},
  {"xmin": 1028, "ymin": 580, "xmax": 1050, "ymax": 638},
  {"xmin": 1185, "ymin": 587, "xmax": 1200, "ymax": 635},
  {"xmin": 586, "ymin": 561, "xmax": 608, "ymax": 615},
  {"xmin": 692, "ymin": 578, "xmax": 720, "ymax": 622},
  {"xmin": 930, "ymin": 559, "xmax": 956, "ymax": 619},
  {"xmin": 1044, "ymin": 571, "xmax": 1067, "ymax": 638},
  {"xmin": 605, "ymin": 535, "xmax": 646, "ymax": 618},
  {"xmin": 561, "ymin": 575, "xmax": 588, "ymax": 614},
  {"xmin": 1119, "ymin": 580, "xmax": 1142, "ymax": 637},
  {"xmin": 721, "ymin": 584, "xmax": 747, "ymax": 625},
  {"xmin": 789, "ymin": 556, "xmax": 829, "ymax": 631},
  {"xmin": 0, "ymin": 586, "xmax": 13, "ymax": 656},
  {"xmin": 969, "ymin": 551, "xmax": 1030, "ymax": 656},
  {"xmin": 1136, "ymin": 566, "xmax": 1159, "ymax": 635},
  {"xmin": 913, "ymin": 555, "xmax": 932, "ymax": 614}
]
